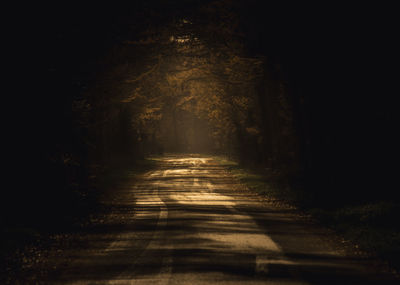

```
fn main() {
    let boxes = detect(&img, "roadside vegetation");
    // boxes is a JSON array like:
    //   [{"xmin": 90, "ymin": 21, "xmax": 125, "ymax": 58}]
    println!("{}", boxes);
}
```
[
  {"xmin": 5, "ymin": 0, "xmax": 398, "ymax": 283},
  {"xmin": 214, "ymin": 156, "xmax": 400, "ymax": 276},
  {"xmin": 1, "ymin": 158, "xmax": 157, "ymax": 284}
]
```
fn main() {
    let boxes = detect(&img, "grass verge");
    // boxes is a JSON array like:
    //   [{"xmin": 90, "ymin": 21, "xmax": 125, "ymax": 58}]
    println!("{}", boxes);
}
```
[{"xmin": 213, "ymin": 156, "xmax": 400, "ymax": 276}]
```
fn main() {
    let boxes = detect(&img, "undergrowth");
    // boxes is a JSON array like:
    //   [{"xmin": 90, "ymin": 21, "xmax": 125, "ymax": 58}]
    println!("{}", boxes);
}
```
[
  {"xmin": 1, "ymin": 158, "xmax": 158, "ymax": 284},
  {"xmin": 214, "ymin": 156, "xmax": 400, "ymax": 274}
]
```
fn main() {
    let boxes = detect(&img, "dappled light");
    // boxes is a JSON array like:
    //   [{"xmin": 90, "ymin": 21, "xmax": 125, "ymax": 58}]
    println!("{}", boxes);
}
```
[{"xmin": 4, "ymin": 1, "xmax": 399, "ymax": 284}]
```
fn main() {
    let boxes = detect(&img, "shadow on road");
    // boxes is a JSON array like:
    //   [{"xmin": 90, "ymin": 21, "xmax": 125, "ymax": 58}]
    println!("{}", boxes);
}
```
[{"xmin": 40, "ymin": 155, "xmax": 397, "ymax": 284}]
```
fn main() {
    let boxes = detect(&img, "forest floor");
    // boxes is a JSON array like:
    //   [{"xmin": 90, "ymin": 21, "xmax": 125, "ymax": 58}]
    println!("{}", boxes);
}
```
[
  {"xmin": 214, "ymin": 156, "xmax": 400, "ymax": 279},
  {"xmin": 1, "ymin": 159, "xmax": 156, "ymax": 284},
  {"xmin": 3, "ymin": 154, "xmax": 399, "ymax": 284}
]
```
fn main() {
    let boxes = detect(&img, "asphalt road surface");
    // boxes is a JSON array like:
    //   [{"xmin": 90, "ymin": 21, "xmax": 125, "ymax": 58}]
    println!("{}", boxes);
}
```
[{"xmin": 46, "ymin": 155, "xmax": 397, "ymax": 284}]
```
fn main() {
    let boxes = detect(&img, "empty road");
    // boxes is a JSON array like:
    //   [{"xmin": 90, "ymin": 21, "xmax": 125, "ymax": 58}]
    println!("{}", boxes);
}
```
[{"xmin": 45, "ymin": 155, "xmax": 396, "ymax": 284}]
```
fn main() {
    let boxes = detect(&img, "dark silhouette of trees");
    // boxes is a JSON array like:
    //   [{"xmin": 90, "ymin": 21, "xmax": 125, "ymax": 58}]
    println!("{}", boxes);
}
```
[{"xmin": 4, "ymin": 0, "xmax": 398, "ymax": 246}]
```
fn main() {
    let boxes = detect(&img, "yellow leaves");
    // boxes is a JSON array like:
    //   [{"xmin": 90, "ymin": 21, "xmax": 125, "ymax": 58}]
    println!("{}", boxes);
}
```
[
  {"xmin": 246, "ymin": 127, "xmax": 260, "ymax": 136},
  {"xmin": 166, "ymin": 73, "xmax": 181, "ymax": 86},
  {"xmin": 121, "ymin": 87, "xmax": 142, "ymax": 103},
  {"xmin": 166, "ymin": 67, "xmax": 205, "ymax": 86},
  {"xmin": 176, "ymin": 94, "xmax": 195, "ymax": 107},
  {"xmin": 125, "ymin": 56, "xmax": 161, "ymax": 84},
  {"xmin": 138, "ymin": 107, "xmax": 162, "ymax": 121},
  {"xmin": 232, "ymin": 96, "xmax": 250, "ymax": 109},
  {"xmin": 208, "ymin": 109, "xmax": 221, "ymax": 120}
]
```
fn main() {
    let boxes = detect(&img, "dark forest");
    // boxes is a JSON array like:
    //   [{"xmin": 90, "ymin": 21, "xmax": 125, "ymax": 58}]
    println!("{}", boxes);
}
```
[{"xmin": 2, "ymin": 1, "xmax": 399, "ymax": 283}]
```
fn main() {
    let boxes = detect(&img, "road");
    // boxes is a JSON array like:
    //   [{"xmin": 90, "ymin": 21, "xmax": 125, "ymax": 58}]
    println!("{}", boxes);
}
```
[{"xmin": 46, "ymin": 155, "xmax": 396, "ymax": 284}]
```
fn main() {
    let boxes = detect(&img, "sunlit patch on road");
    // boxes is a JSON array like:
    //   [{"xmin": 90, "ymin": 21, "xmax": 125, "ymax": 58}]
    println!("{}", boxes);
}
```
[
  {"xmin": 44, "ymin": 155, "xmax": 397, "ymax": 285},
  {"xmin": 126, "ymin": 155, "xmax": 303, "ymax": 284}
]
